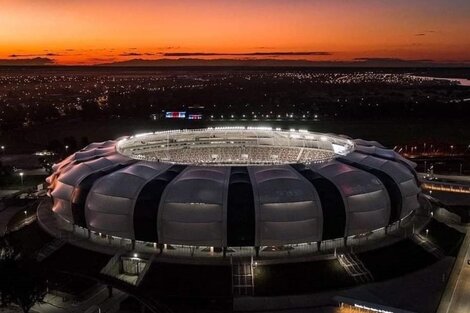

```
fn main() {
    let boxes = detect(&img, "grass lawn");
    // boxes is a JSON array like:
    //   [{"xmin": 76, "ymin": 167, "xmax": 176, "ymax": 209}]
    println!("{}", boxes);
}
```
[
  {"xmin": 0, "ymin": 174, "xmax": 47, "ymax": 190},
  {"xmin": 254, "ymin": 259, "xmax": 354, "ymax": 296},
  {"xmin": 358, "ymin": 239, "xmax": 437, "ymax": 281},
  {"xmin": 41, "ymin": 244, "xmax": 112, "ymax": 277},
  {"xmin": 46, "ymin": 271, "xmax": 98, "ymax": 297},
  {"xmin": 421, "ymin": 219, "xmax": 465, "ymax": 257},
  {"xmin": 6, "ymin": 221, "xmax": 53, "ymax": 258},
  {"xmin": 138, "ymin": 262, "xmax": 232, "ymax": 298}
]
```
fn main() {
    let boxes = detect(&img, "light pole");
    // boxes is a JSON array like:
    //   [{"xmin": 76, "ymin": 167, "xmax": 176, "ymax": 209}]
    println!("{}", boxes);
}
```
[
  {"xmin": 1, "ymin": 145, "xmax": 4, "ymax": 155},
  {"xmin": 19, "ymin": 172, "xmax": 24, "ymax": 186}
]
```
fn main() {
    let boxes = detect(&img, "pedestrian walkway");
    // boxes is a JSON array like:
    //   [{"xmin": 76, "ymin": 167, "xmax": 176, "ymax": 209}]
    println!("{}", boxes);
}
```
[
  {"xmin": 436, "ymin": 226, "xmax": 470, "ymax": 313},
  {"xmin": 31, "ymin": 285, "xmax": 128, "ymax": 313},
  {"xmin": 0, "ymin": 204, "xmax": 32, "ymax": 236},
  {"xmin": 100, "ymin": 251, "xmax": 154, "ymax": 286},
  {"xmin": 337, "ymin": 253, "xmax": 374, "ymax": 284},
  {"xmin": 232, "ymin": 257, "xmax": 255, "ymax": 297},
  {"xmin": 36, "ymin": 238, "xmax": 66, "ymax": 261},
  {"xmin": 411, "ymin": 233, "xmax": 445, "ymax": 259}
]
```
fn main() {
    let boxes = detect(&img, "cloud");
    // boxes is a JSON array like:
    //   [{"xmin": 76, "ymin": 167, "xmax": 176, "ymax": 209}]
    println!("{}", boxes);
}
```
[
  {"xmin": 87, "ymin": 57, "xmax": 117, "ymax": 62},
  {"xmin": 163, "ymin": 51, "xmax": 332, "ymax": 57},
  {"xmin": 414, "ymin": 30, "xmax": 437, "ymax": 36},
  {"xmin": 0, "ymin": 57, "xmax": 55, "ymax": 65},
  {"xmin": 156, "ymin": 46, "xmax": 181, "ymax": 50},
  {"xmin": 9, "ymin": 53, "xmax": 60, "ymax": 57},
  {"xmin": 119, "ymin": 52, "xmax": 159, "ymax": 56},
  {"xmin": 352, "ymin": 57, "xmax": 436, "ymax": 66},
  {"xmin": 354, "ymin": 57, "xmax": 433, "ymax": 62},
  {"xmin": 119, "ymin": 52, "xmax": 144, "ymax": 56}
]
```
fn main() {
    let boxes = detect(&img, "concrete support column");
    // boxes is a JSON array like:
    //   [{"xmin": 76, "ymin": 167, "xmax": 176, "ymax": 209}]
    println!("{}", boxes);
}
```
[{"xmin": 107, "ymin": 285, "xmax": 113, "ymax": 298}]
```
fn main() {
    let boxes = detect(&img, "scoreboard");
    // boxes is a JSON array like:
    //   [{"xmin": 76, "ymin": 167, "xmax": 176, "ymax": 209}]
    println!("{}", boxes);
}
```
[
  {"xmin": 188, "ymin": 114, "xmax": 203, "ymax": 120},
  {"xmin": 165, "ymin": 111, "xmax": 186, "ymax": 119}
]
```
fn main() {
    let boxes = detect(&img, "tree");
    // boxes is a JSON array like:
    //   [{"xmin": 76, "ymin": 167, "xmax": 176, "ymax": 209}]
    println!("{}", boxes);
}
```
[
  {"xmin": 12, "ymin": 264, "xmax": 47, "ymax": 313},
  {"xmin": 0, "ymin": 238, "xmax": 16, "ymax": 307},
  {"xmin": 0, "ymin": 239, "xmax": 47, "ymax": 312}
]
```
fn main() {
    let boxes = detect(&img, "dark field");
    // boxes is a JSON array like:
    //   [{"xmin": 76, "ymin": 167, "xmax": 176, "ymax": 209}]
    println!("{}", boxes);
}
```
[
  {"xmin": 1, "ymin": 67, "xmax": 470, "ymax": 154},
  {"xmin": 2, "ymin": 117, "xmax": 470, "ymax": 155}
]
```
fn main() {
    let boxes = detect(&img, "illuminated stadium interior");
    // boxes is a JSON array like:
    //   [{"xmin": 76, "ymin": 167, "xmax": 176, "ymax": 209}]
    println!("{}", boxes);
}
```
[{"xmin": 116, "ymin": 127, "xmax": 355, "ymax": 165}]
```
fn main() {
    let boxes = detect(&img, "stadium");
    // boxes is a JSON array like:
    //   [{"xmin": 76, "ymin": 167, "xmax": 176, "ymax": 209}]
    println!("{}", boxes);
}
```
[{"xmin": 45, "ymin": 127, "xmax": 422, "ymax": 258}]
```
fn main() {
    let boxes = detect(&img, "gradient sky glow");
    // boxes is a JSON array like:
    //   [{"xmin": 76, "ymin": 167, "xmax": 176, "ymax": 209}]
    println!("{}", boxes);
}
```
[{"xmin": 1, "ymin": 0, "xmax": 469, "ymax": 65}]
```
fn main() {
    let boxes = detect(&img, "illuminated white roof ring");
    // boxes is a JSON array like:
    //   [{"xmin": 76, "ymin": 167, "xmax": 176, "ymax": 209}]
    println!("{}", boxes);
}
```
[{"xmin": 116, "ymin": 127, "xmax": 355, "ymax": 166}]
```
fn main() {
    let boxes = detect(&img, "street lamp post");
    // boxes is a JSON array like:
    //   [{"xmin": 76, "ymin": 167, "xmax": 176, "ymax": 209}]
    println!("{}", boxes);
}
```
[
  {"xmin": 1, "ymin": 145, "xmax": 4, "ymax": 155},
  {"xmin": 19, "ymin": 172, "xmax": 24, "ymax": 186}
]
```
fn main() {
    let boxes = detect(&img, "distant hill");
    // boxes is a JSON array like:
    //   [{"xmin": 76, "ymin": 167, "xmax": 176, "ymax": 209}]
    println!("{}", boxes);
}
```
[
  {"xmin": 0, "ymin": 57, "xmax": 54, "ymax": 66},
  {"xmin": 97, "ymin": 58, "xmax": 469, "ymax": 68},
  {"xmin": 98, "ymin": 58, "xmax": 326, "ymax": 67}
]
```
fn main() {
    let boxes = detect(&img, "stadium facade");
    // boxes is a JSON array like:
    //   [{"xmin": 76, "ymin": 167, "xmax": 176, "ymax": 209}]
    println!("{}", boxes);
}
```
[{"xmin": 46, "ymin": 127, "xmax": 421, "ymax": 255}]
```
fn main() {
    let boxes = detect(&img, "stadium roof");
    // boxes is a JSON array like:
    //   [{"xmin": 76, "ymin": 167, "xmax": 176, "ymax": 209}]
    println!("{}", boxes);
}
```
[{"xmin": 47, "ymin": 128, "xmax": 420, "ymax": 247}]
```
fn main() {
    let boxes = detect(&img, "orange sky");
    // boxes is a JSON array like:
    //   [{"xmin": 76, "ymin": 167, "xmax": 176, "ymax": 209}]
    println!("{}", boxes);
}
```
[{"xmin": 0, "ymin": 0, "xmax": 469, "ymax": 65}]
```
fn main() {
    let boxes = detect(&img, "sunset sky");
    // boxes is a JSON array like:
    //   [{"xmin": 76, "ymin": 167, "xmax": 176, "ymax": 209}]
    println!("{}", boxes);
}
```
[{"xmin": 0, "ymin": 0, "xmax": 469, "ymax": 65}]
